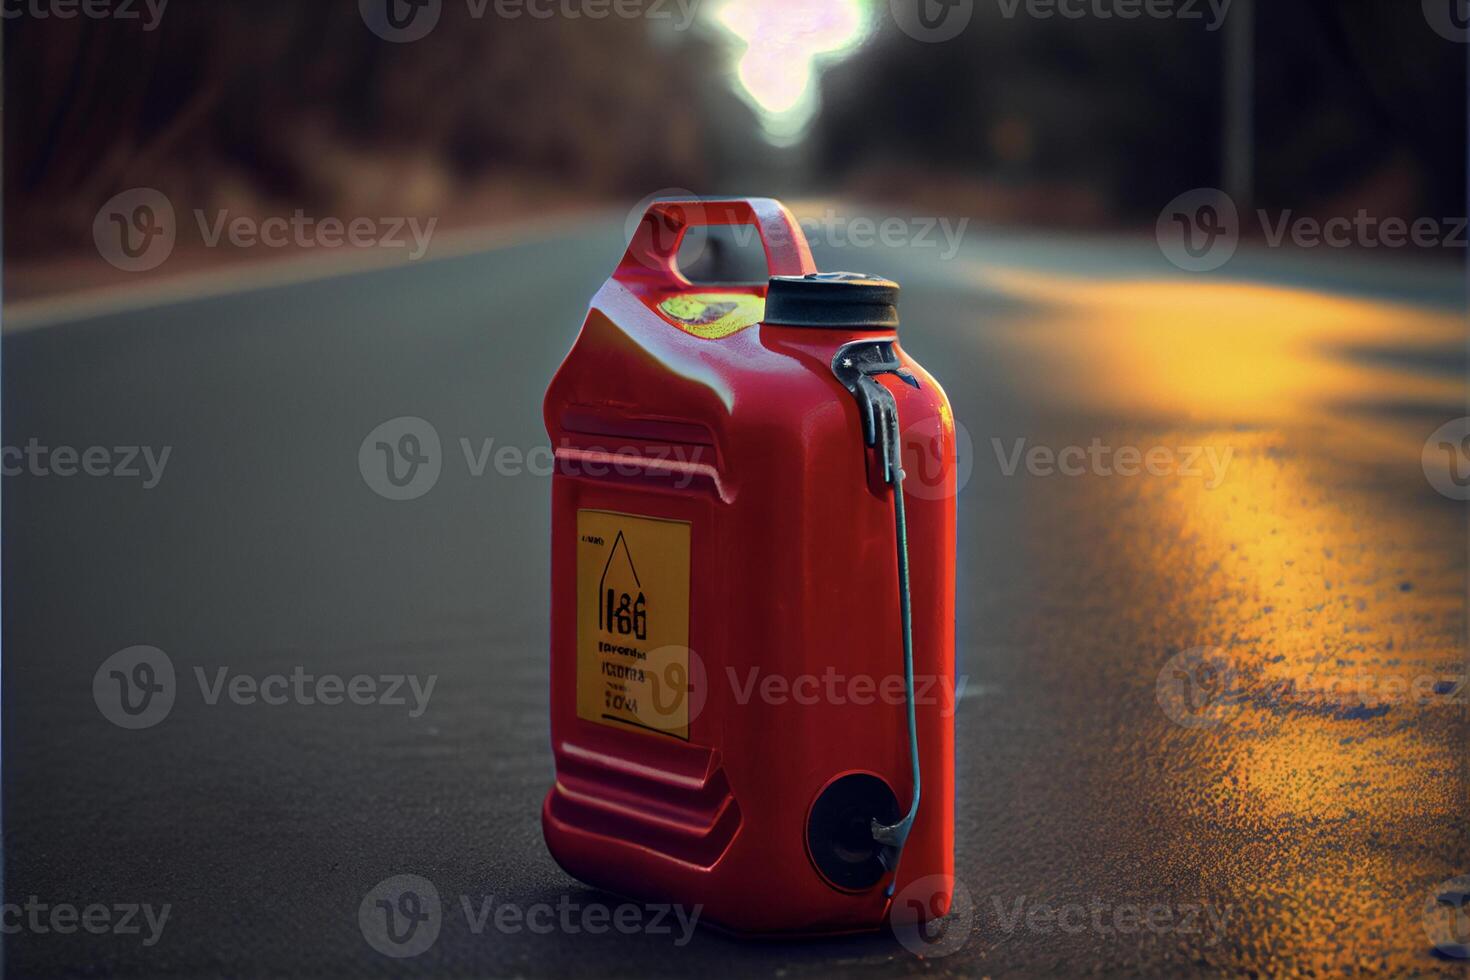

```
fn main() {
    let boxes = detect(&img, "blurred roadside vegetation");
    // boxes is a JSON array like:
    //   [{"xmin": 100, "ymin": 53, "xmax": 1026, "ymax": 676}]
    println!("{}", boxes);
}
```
[
  {"xmin": 4, "ymin": 0, "xmax": 1463, "ymax": 262},
  {"xmin": 820, "ymin": 0, "xmax": 1464, "ymax": 229}
]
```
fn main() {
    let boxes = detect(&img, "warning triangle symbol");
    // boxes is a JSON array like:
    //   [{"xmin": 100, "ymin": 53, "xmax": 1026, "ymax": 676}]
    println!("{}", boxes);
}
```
[{"xmin": 598, "ymin": 531, "xmax": 642, "ymax": 631}]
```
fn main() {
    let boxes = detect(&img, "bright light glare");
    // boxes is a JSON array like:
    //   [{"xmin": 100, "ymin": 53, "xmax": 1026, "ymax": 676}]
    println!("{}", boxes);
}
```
[{"xmin": 712, "ymin": 0, "xmax": 869, "ymax": 143}]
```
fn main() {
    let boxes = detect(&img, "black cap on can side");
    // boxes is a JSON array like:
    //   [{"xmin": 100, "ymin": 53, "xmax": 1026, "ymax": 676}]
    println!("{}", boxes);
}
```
[{"xmin": 763, "ymin": 272, "xmax": 900, "ymax": 330}]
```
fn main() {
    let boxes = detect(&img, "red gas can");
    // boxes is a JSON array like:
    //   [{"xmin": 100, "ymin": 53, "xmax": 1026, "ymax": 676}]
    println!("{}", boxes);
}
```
[{"xmin": 542, "ymin": 198, "xmax": 956, "ymax": 936}]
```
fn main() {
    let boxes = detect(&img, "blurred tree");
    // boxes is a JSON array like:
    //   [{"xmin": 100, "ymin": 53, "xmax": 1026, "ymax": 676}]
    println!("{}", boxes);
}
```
[
  {"xmin": 5, "ymin": 0, "xmax": 1462, "ymax": 257},
  {"xmin": 4, "ymin": 1, "xmax": 747, "ymax": 258},
  {"xmin": 814, "ymin": 1, "xmax": 1465, "ymax": 230}
]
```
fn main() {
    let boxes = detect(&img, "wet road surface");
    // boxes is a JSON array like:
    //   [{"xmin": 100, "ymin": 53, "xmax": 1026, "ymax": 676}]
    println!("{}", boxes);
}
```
[{"xmin": 4, "ymin": 210, "xmax": 1467, "ymax": 976}]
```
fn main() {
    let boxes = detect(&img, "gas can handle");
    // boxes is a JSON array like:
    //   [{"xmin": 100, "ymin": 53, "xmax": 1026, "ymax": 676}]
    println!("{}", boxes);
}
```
[{"xmin": 615, "ymin": 197, "xmax": 817, "ymax": 287}]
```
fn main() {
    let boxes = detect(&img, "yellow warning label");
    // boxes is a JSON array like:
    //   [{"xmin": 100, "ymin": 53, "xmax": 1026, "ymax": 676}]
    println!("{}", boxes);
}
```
[
  {"xmin": 576, "ymin": 510, "xmax": 692, "ymax": 739},
  {"xmin": 656, "ymin": 292, "xmax": 765, "ymax": 339}
]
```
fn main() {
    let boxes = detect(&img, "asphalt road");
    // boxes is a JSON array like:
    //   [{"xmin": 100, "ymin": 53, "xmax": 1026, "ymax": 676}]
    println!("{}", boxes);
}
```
[{"xmin": 3, "ymin": 212, "xmax": 1467, "ymax": 977}]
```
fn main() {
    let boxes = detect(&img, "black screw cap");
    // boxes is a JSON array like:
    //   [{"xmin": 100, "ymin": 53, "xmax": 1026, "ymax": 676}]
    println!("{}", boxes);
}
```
[{"xmin": 764, "ymin": 272, "xmax": 900, "ymax": 330}]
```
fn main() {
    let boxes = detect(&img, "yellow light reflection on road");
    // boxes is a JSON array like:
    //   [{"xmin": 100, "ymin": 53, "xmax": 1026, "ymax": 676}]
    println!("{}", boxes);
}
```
[
  {"xmin": 980, "ymin": 263, "xmax": 1465, "ymax": 973},
  {"xmin": 979, "ymin": 269, "xmax": 1464, "ymax": 466}
]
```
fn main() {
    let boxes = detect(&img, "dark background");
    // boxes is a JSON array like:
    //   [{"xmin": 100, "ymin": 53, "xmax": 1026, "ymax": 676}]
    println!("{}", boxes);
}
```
[{"xmin": 5, "ymin": 0, "xmax": 1464, "ymax": 270}]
